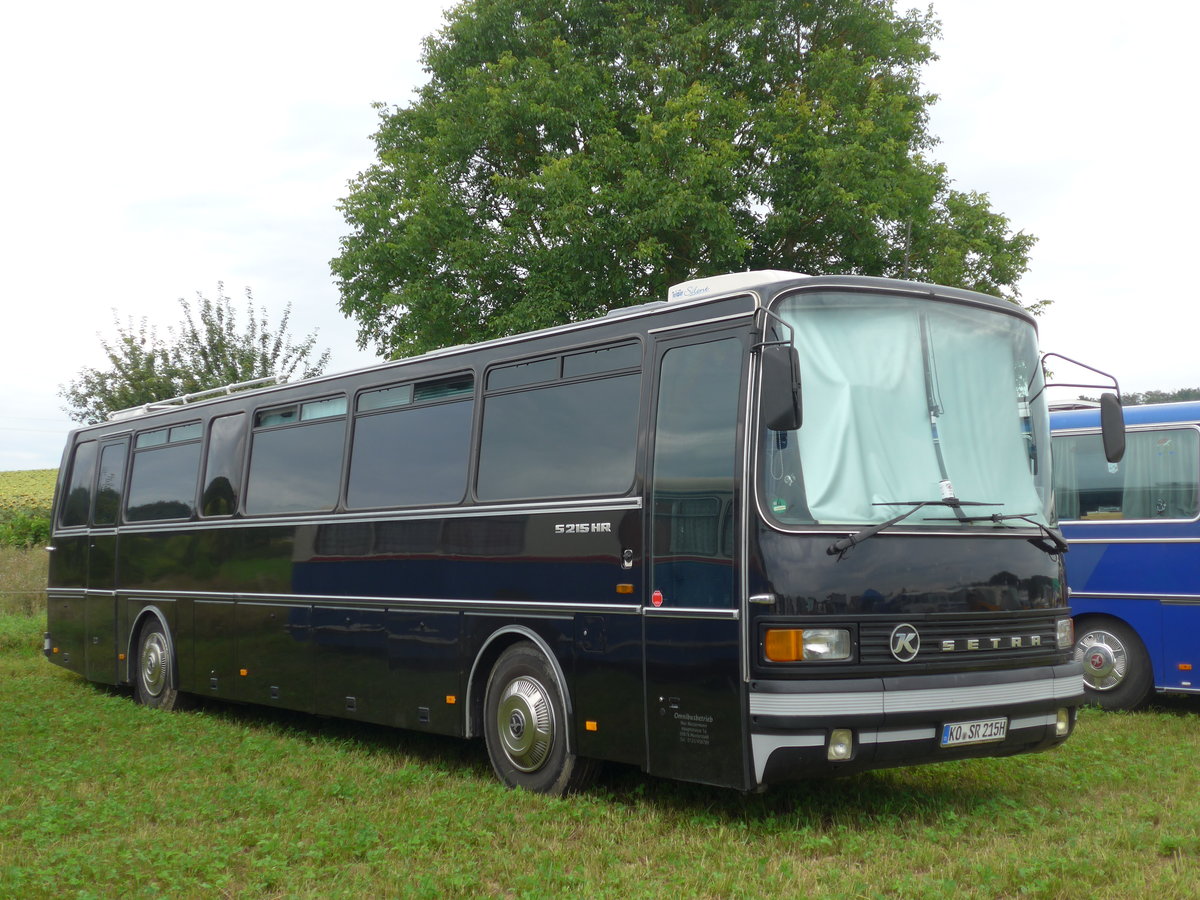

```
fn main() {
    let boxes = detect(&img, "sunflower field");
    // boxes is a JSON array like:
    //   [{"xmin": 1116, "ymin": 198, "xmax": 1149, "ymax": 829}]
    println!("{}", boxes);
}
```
[{"xmin": 0, "ymin": 469, "xmax": 56, "ymax": 548}]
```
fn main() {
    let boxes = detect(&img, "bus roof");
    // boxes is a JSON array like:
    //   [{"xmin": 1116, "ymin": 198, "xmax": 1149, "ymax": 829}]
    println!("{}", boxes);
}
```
[{"xmin": 1051, "ymin": 399, "xmax": 1200, "ymax": 430}]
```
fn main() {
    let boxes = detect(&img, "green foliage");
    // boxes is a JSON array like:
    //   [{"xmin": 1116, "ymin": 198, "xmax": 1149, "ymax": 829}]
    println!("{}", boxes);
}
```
[
  {"xmin": 1077, "ymin": 387, "xmax": 1200, "ymax": 406},
  {"xmin": 1122, "ymin": 387, "xmax": 1200, "ymax": 406},
  {"xmin": 0, "ymin": 470, "xmax": 55, "ymax": 550},
  {"xmin": 334, "ymin": 0, "xmax": 1037, "ymax": 358},
  {"xmin": 0, "ymin": 514, "xmax": 51, "ymax": 550},
  {"xmin": 58, "ymin": 285, "xmax": 332, "ymax": 424}
]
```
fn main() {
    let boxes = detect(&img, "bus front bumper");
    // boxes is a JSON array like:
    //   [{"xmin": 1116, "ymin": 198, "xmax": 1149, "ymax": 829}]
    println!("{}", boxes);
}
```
[{"xmin": 749, "ymin": 662, "xmax": 1083, "ymax": 786}]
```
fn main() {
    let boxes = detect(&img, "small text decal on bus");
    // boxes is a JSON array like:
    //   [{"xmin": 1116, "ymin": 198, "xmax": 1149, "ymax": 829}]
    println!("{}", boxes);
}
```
[{"xmin": 554, "ymin": 523, "xmax": 613, "ymax": 534}]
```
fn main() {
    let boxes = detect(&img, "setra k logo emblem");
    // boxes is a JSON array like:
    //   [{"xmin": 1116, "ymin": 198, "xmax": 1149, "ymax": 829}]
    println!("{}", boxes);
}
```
[{"xmin": 889, "ymin": 624, "xmax": 921, "ymax": 662}]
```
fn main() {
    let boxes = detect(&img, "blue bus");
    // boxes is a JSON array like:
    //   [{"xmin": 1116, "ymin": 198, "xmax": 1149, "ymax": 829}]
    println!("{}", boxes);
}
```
[{"xmin": 1052, "ymin": 400, "xmax": 1200, "ymax": 709}]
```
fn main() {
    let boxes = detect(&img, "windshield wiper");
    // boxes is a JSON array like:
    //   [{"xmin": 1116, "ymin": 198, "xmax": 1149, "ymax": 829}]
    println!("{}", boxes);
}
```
[
  {"xmin": 826, "ymin": 499, "xmax": 1002, "ymax": 559},
  {"xmin": 923, "ymin": 511, "xmax": 1069, "ymax": 556}
]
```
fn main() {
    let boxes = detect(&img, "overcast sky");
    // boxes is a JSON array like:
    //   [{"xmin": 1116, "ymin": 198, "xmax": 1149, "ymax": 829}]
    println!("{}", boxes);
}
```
[{"xmin": 2, "ymin": 1, "xmax": 1195, "ymax": 471}]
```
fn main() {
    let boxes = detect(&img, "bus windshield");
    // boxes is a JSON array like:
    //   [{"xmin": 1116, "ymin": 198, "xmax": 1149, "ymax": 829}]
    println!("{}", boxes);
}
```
[{"xmin": 760, "ymin": 290, "xmax": 1052, "ymax": 529}]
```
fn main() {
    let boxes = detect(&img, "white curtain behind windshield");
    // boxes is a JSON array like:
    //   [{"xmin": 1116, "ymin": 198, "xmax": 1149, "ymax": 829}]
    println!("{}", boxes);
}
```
[{"xmin": 763, "ymin": 291, "xmax": 1049, "ymax": 527}]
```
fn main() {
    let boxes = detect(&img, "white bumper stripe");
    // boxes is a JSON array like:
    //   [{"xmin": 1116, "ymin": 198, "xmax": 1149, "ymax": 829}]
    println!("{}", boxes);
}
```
[{"xmin": 749, "ymin": 672, "xmax": 1084, "ymax": 718}]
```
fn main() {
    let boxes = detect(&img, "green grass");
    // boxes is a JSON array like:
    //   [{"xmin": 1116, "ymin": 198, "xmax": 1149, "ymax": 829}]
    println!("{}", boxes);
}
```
[{"xmin": 1, "ymin": 601, "xmax": 1198, "ymax": 899}]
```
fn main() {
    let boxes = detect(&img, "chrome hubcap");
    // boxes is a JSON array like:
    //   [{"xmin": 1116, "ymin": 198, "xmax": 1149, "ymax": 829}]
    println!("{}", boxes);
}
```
[
  {"xmin": 1075, "ymin": 630, "xmax": 1126, "ymax": 691},
  {"xmin": 140, "ymin": 632, "xmax": 169, "ymax": 698},
  {"xmin": 495, "ymin": 675, "xmax": 554, "ymax": 772}
]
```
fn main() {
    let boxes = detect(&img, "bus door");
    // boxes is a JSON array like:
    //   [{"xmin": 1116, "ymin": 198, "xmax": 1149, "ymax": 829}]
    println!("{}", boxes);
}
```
[
  {"xmin": 643, "ymin": 329, "xmax": 750, "ymax": 788},
  {"xmin": 84, "ymin": 438, "xmax": 128, "ymax": 684},
  {"xmin": 48, "ymin": 437, "xmax": 128, "ymax": 683}
]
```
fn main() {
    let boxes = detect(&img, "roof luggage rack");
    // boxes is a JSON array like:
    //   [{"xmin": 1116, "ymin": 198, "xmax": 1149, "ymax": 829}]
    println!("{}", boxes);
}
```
[{"xmin": 106, "ymin": 375, "xmax": 279, "ymax": 421}]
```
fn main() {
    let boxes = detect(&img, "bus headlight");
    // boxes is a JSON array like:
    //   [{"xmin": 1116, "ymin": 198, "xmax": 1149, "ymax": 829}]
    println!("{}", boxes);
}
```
[
  {"xmin": 1056, "ymin": 617, "xmax": 1074, "ymax": 650},
  {"xmin": 764, "ymin": 628, "xmax": 851, "ymax": 662}
]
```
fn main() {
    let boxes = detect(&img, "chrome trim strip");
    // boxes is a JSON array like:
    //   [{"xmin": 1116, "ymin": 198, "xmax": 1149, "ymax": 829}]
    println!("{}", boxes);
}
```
[
  {"xmin": 863, "ymin": 727, "xmax": 937, "ymax": 744},
  {"xmin": 748, "ymin": 673, "xmax": 1082, "ymax": 718},
  {"xmin": 641, "ymin": 607, "xmax": 740, "ymax": 620},
  {"xmin": 1070, "ymin": 591, "xmax": 1200, "ymax": 603},
  {"xmin": 740, "ymin": 336, "xmax": 757, "ymax": 683},
  {"xmin": 96, "ymin": 496, "xmax": 643, "ymax": 535},
  {"xmin": 1010, "ymin": 713, "xmax": 1057, "ymax": 731},
  {"xmin": 1061, "ymin": 536, "xmax": 1200, "ymax": 543},
  {"xmin": 49, "ymin": 587, "xmax": 639, "ymax": 616}
]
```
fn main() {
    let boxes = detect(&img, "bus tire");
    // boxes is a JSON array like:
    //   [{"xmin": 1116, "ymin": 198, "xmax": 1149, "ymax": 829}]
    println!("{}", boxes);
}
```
[
  {"xmin": 134, "ymin": 619, "xmax": 189, "ymax": 711},
  {"xmin": 1073, "ymin": 616, "xmax": 1153, "ymax": 710},
  {"xmin": 483, "ymin": 642, "xmax": 597, "ymax": 795}
]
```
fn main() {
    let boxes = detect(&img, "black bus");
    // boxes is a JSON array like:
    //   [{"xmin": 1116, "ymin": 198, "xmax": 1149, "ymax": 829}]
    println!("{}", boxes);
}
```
[{"xmin": 45, "ymin": 270, "xmax": 1109, "ymax": 793}]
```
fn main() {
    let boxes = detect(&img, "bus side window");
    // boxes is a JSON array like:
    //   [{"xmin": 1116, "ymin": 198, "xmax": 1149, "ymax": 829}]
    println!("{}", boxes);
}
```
[
  {"xmin": 478, "ymin": 344, "xmax": 641, "ymax": 502},
  {"xmin": 1053, "ymin": 427, "xmax": 1200, "ymax": 521},
  {"xmin": 202, "ymin": 413, "xmax": 248, "ymax": 517},
  {"xmin": 60, "ymin": 440, "xmax": 98, "ymax": 528},
  {"xmin": 126, "ymin": 424, "xmax": 203, "ymax": 522},
  {"xmin": 93, "ymin": 442, "xmax": 128, "ymax": 526},
  {"xmin": 245, "ymin": 398, "xmax": 347, "ymax": 515}
]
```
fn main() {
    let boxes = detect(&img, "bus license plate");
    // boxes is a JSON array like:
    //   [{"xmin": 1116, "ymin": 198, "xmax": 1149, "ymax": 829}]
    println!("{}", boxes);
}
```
[{"xmin": 940, "ymin": 717, "xmax": 1008, "ymax": 748}]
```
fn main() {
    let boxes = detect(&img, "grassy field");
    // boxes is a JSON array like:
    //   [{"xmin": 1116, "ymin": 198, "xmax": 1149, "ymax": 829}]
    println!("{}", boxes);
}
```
[
  {"xmin": 0, "ymin": 545, "xmax": 49, "ymax": 616},
  {"xmin": 1, "ymin": 565, "xmax": 1197, "ymax": 899}
]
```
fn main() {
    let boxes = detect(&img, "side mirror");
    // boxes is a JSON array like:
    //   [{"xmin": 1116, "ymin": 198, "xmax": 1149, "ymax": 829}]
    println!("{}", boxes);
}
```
[
  {"xmin": 1100, "ymin": 391, "xmax": 1125, "ymax": 463},
  {"xmin": 762, "ymin": 344, "xmax": 802, "ymax": 431}
]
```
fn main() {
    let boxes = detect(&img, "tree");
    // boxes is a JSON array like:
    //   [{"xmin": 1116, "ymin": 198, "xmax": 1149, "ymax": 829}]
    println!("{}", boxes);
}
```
[
  {"xmin": 333, "ymin": 0, "xmax": 1038, "ymax": 359},
  {"xmin": 1080, "ymin": 387, "xmax": 1200, "ymax": 407},
  {"xmin": 59, "ymin": 285, "xmax": 331, "ymax": 424}
]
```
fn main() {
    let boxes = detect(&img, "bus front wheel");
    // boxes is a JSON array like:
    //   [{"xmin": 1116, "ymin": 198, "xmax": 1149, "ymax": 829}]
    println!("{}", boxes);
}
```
[
  {"xmin": 1073, "ymin": 617, "xmax": 1153, "ymax": 710},
  {"xmin": 134, "ymin": 619, "xmax": 188, "ymax": 711},
  {"xmin": 483, "ymin": 642, "xmax": 596, "ymax": 795}
]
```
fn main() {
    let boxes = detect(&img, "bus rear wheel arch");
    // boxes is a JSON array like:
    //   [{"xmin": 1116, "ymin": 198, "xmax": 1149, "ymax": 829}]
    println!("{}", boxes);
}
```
[
  {"xmin": 133, "ymin": 616, "xmax": 189, "ymax": 711},
  {"xmin": 1073, "ymin": 616, "xmax": 1152, "ymax": 710},
  {"xmin": 482, "ymin": 641, "xmax": 596, "ymax": 795}
]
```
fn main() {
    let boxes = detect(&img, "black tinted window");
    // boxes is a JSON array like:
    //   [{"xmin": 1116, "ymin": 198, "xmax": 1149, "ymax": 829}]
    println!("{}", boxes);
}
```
[
  {"xmin": 246, "ymin": 418, "xmax": 346, "ymax": 515},
  {"xmin": 94, "ymin": 443, "xmax": 127, "ymax": 526},
  {"xmin": 126, "ymin": 442, "xmax": 202, "ymax": 521},
  {"xmin": 652, "ymin": 338, "xmax": 743, "ymax": 608},
  {"xmin": 202, "ymin": 413, "xmax": 247, "ymax": 517},
  {"xmin": 487, "ymin": 358, "xmax": 557, "ymax": 390},
  {"xmin": 563, "ymin": 342, "xmax": 640, "ymax": 378},
  {"xmin": 61, "ymin": 441, "xmax": 97, "ymax": 527},
  {"xmin": 477, "ymin": 374, "xmax": 640, "ymax": 501},
  {"xmin": 348, "ymin": 400, "xmax": 473, "ymax": 508}
]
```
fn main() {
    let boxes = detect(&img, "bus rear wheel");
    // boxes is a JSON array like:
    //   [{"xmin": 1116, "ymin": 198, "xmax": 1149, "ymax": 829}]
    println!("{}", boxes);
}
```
[
  {"xmin": 134, "ymin": 620, "xmax": 188, "ymax": 711},
  {"xmin": 1073, "ymin": 617, "xmax": 1152, "ymax": 710},
  {"xmin": 483, "ymin": 642, "xmax": 596, "ymax": 795}
]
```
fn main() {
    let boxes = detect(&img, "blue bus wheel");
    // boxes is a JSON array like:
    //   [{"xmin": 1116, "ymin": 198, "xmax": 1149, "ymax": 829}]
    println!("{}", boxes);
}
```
[{"xmin": 1073, "ymin": 617, "xmax": 1152, "ymax": 710}]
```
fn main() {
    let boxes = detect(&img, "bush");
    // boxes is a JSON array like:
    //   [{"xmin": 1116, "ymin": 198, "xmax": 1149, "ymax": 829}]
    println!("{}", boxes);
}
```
[{"xmin": 0, "ymin": 513, "xmax": 51, "ymax": 550}]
